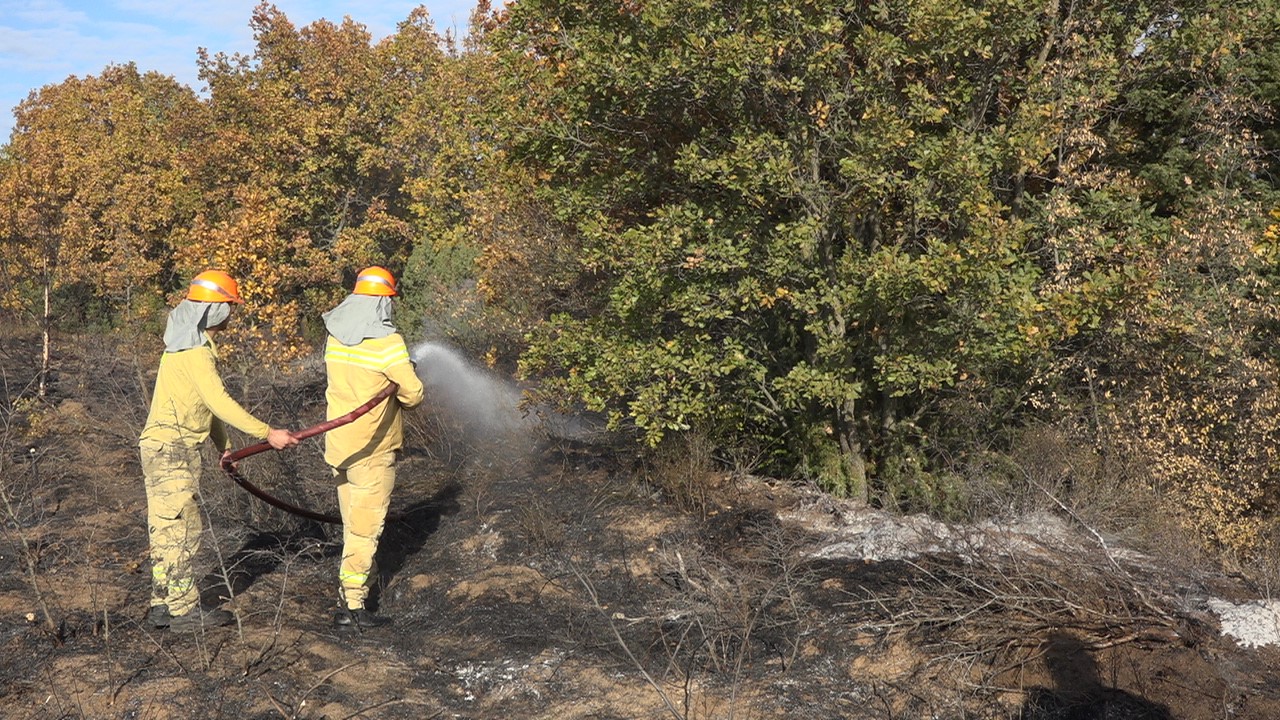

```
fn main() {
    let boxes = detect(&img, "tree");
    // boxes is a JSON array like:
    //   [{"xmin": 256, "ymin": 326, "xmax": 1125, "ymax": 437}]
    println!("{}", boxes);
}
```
[
  {"xmin": 1066, "ymin": 1, "xmax": 1280, "ymax": 556},
  {"xmin": 379, "ymin": 2, "xmax": 554, "ymax": 363},
  {"xmin": 0, "ymin": 65, "xmax": 200, "ymax": 394},
  {"xmin": 487, "ymin": 0, "xmax": 1182, "ymax": 500},
  {"xmin": 183, "ymin": 3, "xmax": 416, "ymax": 361},
  {"xmin": 372, "ymin": 6, "xmax": 482, "ymax": 344}
]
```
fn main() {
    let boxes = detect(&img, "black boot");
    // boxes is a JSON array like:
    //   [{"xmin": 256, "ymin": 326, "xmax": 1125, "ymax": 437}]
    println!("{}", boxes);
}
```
[
  {"xmin": 170, "ymin": 606, "xmax": 236, "ymax": 631},
  {"xmin": 333, "ymin": 606, "xmax": 391, "ymax": 630},
  {"xmin": 147, "ymin": 604, "xmax": 171, "ymax": 628}
]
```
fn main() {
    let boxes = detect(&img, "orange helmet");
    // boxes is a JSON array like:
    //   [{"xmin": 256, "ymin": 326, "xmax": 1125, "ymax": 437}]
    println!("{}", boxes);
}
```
[
  {"xmin": 353, "ymin": 266, "xmax": 397, "ymax": 296},
  {"xmin": 187, "ymin": 270, "xmax": 244, "ymax": 304}
]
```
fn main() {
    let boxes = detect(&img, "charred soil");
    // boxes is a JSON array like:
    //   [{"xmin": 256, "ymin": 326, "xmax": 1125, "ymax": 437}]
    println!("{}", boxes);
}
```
[{"xmin": 1, "ymin": 331, "xmax": 1278, "ymax": 719}]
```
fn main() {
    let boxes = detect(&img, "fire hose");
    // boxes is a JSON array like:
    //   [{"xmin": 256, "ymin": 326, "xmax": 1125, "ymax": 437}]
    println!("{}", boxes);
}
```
[{"xmin": 219, "ymin": 382, "xmax": 400, "ymax": 525}]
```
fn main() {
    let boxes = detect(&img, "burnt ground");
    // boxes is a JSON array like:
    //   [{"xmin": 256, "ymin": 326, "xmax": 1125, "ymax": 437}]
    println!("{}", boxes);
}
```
[{"xmin": 2, "ymin": 330, "xmax": 1280, "ymax": 719}]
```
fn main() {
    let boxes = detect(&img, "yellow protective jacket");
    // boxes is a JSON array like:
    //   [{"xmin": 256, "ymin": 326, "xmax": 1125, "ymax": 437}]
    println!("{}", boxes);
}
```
[
  {"xmin": 139, "ymin": 341, "xmax": 271, "ymax": 450},
  {"xmin": 324, "ymin": 333, "xmax": 425, "ymax": 469}
]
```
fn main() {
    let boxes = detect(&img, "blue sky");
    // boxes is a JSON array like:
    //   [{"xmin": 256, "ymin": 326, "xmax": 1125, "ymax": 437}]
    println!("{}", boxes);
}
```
[{"xmin": 0, "ymin": 1, "xmax": 484, "ymax": 141}]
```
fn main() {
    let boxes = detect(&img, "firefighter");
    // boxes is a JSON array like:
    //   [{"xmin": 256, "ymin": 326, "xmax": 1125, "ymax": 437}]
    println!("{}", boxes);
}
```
[
  {"xmin": 321, "ymin": 266, "xmax": 425, "ymax": 630},
  {"xmin": 139, "ymin": 270, "xmax": 299, "ymax": 631}
]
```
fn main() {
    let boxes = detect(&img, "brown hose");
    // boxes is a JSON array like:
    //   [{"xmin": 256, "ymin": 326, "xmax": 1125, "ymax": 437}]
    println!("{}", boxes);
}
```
[{"xmin": 219, "ymin": 382, "xmax": 400, "ymax": 525}]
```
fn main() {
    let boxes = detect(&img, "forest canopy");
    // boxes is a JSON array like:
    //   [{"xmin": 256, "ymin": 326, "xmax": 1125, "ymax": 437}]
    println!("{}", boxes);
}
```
[{"xmin": 3, "ymin": 0, "xmax": 1280, "ymax": 558}]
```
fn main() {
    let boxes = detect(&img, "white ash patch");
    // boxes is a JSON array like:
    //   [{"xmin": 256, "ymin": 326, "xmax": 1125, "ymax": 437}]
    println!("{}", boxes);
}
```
[
  {"xmin": 1206, "ymin": 598, "xmax": 1280, "ymax": 648},
  {"xmin": 452, "ymin": 658, "xmax": 537, "ymax": 702},
  {"xmin": 773, "ymin": 484, "xmax": 1271, "ymax": 652},
  {"xmin": 789, "ymin": 504, "xmax": 1095, "ymax": 564}
]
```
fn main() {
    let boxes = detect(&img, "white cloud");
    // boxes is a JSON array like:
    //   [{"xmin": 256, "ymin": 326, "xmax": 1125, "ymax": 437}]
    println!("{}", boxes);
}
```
[{"xmin": 5, "ymin": 0, "xmax": 91, "ymax": 26}]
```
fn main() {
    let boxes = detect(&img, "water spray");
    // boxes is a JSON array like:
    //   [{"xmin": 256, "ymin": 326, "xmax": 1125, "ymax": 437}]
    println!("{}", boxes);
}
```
[
  {"xmin": 409, "ymin": 340, "xmax": 605, "ymax": 443},
  {"xmin": 410, "ymin": 341, "xmax": 533, "ymax": 437},
  {"xmin": 220, "ymin": 341, "xmax": 605, "ymax": 522}
]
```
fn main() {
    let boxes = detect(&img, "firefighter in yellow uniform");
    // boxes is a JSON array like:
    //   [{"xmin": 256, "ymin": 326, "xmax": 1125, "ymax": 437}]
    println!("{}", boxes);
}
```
[
  {"xmin": 322, "ymin": 266, "xmax": 425, "ymax": 630},
  {"xmin": 139, "ymin": 270, "xmax": 298, "ymax": 631}
]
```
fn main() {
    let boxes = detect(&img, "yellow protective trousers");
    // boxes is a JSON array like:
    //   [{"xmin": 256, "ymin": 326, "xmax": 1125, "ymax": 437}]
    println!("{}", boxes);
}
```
[
  {"xmin": 141, "ymin": 443, "xmax": 203, "ymax": 617},
  {"xmin": 334, "ymin": 452, "xmax": 396, "ymax": 610}
]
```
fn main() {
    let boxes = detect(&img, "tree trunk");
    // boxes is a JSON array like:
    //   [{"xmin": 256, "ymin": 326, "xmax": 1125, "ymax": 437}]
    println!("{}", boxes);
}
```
[
  {"xmin": 836, "ymin": 398, "xmax": 868, "ymax": 504},
  {"xmin": 39, "ymin": 276, "xmax": 50, "ymax": 398}
]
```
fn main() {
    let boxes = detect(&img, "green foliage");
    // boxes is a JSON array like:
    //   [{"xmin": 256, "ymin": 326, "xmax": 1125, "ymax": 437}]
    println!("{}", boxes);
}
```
[{"xmin": 490, "ymin": 0, "xmax": 1184, "ymax": 499}]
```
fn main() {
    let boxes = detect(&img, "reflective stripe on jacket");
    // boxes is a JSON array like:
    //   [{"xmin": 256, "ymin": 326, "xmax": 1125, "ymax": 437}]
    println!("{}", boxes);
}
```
[{"xmin": 324, "ymin": 333, "xmax": 425, "ymax": 468}]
